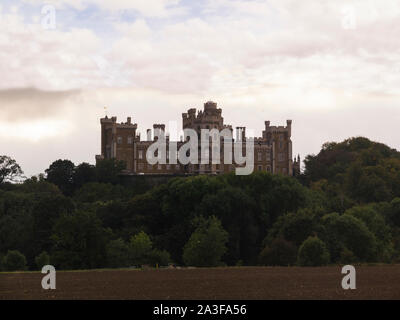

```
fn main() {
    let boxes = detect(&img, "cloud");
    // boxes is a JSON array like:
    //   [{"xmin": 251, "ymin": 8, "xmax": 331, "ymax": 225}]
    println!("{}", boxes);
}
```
[
  {"xmin": 3, "ymin": 0, "xmax": 400, "ymax": 96},
  {"xmin": 0, "ymin": 10, "xmax": 103, "ymax": 90},
  {"xmin": 21, "ymin": 0, "xmax": 185, "ymax": 17},
  {"xmin": 1, "ymin": 0, "xmax": 400, "ymax": 176},
  {"xmin": 0, "ymin": 87, "xmax": 80, "ymax": 122}
]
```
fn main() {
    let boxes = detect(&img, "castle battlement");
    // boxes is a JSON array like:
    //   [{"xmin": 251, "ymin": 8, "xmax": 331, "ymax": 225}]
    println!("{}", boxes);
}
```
[{"xmin": 97, "ymin": 101, "xmax": 299, "ymax": 176}]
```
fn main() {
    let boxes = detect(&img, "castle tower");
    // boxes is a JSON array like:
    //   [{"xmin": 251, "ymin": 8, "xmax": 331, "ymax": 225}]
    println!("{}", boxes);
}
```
[{"xmin": 97, "ymin": 116, "xmax": 137, "ymax": 172}]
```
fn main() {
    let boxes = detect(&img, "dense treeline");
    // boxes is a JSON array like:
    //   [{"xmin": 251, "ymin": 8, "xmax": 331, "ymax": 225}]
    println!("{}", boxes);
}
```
[{"xmin": 1, "ymin": 136, "xmax": 400, "ymax": 271}]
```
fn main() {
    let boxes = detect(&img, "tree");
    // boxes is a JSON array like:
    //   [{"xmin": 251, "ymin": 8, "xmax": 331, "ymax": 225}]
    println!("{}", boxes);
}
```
[
  {"xmin": 195, "ymin": 185, "xmax": 259, "ymax": 265},
  {"xmin": 148, "ymin": 249, "xmax": 171, "ymax": 267},
  {"xmin": 73, "ymin": 162, "xmax": 96, "ymax": 189},
  {"xmin": 319, "ymin": 213, "xmax": 377, "ymax": 262},
  {"xmin": 106, "ymin": 238, "xmax": 130, "ymax": 268},
  {"xmin": 96, "ymin": 159, "xmax": 126, "ymax": 184},
  {"xmin": 45, "ymin": 160, "xmax": 75, "ymax": 195},
  {"xmin": 387, "ymin": 198, "xmax": 400, "ymax": 227},
  {"xmin": 345, "ymin": 204, "xmax": 393, "ymax": 262},
  {"xmin": 21, "ymin": 177, "xmax": 61, "ymax": 194},
  {"xmin": 297, "ymin": 236, "xmax": 330, "ymax": 266},
  {"xmin": 301, "ymin": 137, "xmax": 400, "ymax": 205},
  {"xmin": 0, "ymin": 156, "xmax": 23, "ymax": 183},
  {"xmin": 128, "ymin": 231, "xmax": 153, "ymax": 266},
  {"xmin": 259, "ymin": 238, "xmax": 297, "ymax": 266},
  {"xmin": 183, "ymin": 216, "xmax": 228, "ymax": 267},
  {"xmin": 51, "ymin": 211, "xmax": 110, "ymax": 270},
  {"xmin": 0, "ymin": 253, "xmax": 4, "ymax": 271},
  {"xmin": 264, "ymin": 209, "xmax": 316, "ymax": 247},
  {"xmin": 3, "ymin": 250, "xmax": 27, "ymax": 271},
  {"xmin": 0, "ymin": 191, "xmax": 34, "ymax": 260},
  {"xmin": 31, "ymin": 193, "xmax": 75, "ymax": 256},
  {"xmin": 74, "ymin": 182, "xmax": 125, "ymax": 203},
  {"xmin": 35, "ymin": 251, "xmax": 50, "ymax": 270},
  {"xmin": 339, "ymin": 247, "xmax": 358, "ymax": 264}
]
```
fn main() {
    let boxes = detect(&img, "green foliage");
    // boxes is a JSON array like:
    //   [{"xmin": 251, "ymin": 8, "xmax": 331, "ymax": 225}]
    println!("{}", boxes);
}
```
[
  {"xmin": 45, "ymin": 160, "xmax": 75, "ymax": 195},
  {"xmin": 183, "ymin": 216, "xmax": 228, "ymax": 267},
  {"xmin": 319, "ymin": 213, "xmax": 377, "ymax": 262},
  {"xmin": 302, "ymin": 137, "xmax": 400, "ymax": 207},
  {"xmin": 195, "ymin": 186, "xmax": 259, "ymax": 265},
  {"xmin": 3, "ymin": 250, "xmax": 27, "ymax": 271},
  {"xmin": 0, "ymin": 155, "xmax": 23, "ymax": 184},
  {"xmin": 74, "ymin": 182, "xmax": 126, "ymax": 203},
  {"xmin": 106, "ymin": 238, "xmax": 130, "ymax": 268},
  {"xmin": 345, "ymin": 205, "xmax": 394, "ymax": 262},
  {"xmin": 124, "ymin": 231, "xmax": 171, "ymax": 267},
  {"xmin": 31, "ymin": 193, "xmax": 75, "ymax": 257},
  {"xmin": 51, "ymin": 211, "xmax": 111, "ymax": 270},
  {"xmin": 140, "ymin": 172, "xmax": 311, "ymax": 265},
  {"xmin": 73, "ymin": 162, "xmax": 97, "ymax": 189},
  {"xmin": 148, "ymin": 249, "xmax": 171, "ymax": 267},
  {"xmin": 387, "ymin": 198, "xmax": 400, "ymax": 227},
  {"xmin": 95, "ymin": 159, "xmax": 126, "ymax": 184},
  {"xmin": 297, "ymin": 236, "xmax": 330, "ymax": 266},
  {"xmin": 339, "ymin": 248, "xmax": 358, "ymax": 264},
  {"xmin": 21, "ymin": 177, "xmax": 61, "ymax": 194},
  {"xmin": 128, "ymin": 231, "xmax": 153, "ymax": 266},
  {"xmin": 259, "ymin": 238, "xmax": 297, "ymax": 266},
  {"xmin": 2, "ymin": 136, "xmax": 400, "ymax": 271},
  {"xmin": 264, "ymin": 209, "xmax": 317, "ymax": 247},
  {"xmin": 0, "ymin": 253, "xmax": 4, "ymax": 271},
  {"xmin": 35, "ymin": 251, "xmax": 50, "ymax": 270},
  {"xmin": 0, "ymin": 191, "xmax": 34, "ymax": 260}
]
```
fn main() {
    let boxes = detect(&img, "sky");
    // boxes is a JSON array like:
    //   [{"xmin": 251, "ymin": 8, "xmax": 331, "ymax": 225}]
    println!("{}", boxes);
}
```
[{"xmin": 1, "ymin": 0, "xmax": 400, "ymax": 177}]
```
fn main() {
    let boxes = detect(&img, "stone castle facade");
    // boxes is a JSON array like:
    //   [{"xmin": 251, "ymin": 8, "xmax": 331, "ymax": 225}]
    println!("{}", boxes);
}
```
[{"xmin": 96, "ymin": 101, "xmax": 300, "ymax": 176}]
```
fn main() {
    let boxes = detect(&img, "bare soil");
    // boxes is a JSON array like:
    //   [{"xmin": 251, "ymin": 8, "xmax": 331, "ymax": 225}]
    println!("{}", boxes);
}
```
[{"xmin": 1, "ymin": 266, "xmax": 399, "ymax": 300}]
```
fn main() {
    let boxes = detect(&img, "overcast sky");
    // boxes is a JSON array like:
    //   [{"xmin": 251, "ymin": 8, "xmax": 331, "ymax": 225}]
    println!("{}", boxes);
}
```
[{"xmin": 1, "ymin": 0, "xmax": 400, "ymax": 177}]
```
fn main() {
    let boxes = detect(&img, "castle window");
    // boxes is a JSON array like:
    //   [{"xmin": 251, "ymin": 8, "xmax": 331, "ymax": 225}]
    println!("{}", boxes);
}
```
[
  {"xmin": 127, "ymin": 137, "xmax": 133, "ymax": 144},
  {"xmin": 267, "ymin": 166, "xmax": 271, "ymax": 172},
  {"xmin": 138, "ymin": 150, "xmax": 143, "ymax": 159},
  {"xmin": 166, "ymin": 165, "xmax": 170, "ymax": 170},
  {"xmin": 258, "ymin": 165, "xmax": 262, "ymax": 171},
  {"xmin": 258, "ymin": 152, "xmax": 262, "ymax": 161},
  {"xmin": 278, "ymin": 153, "xmax": 285, "ymax": 162},
  {"xmin": 158, "ymin": 164, "xmax": 162, "ymax": 170},
  {"xmin": 117, "ymin": 136, "xmax": 122, "ymax": 144}
]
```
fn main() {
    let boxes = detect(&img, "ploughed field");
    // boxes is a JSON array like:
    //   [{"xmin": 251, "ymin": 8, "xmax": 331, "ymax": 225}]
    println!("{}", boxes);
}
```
[{"xmin": 1, "ymin": 266, "xmax": 400, "ymax": 300}]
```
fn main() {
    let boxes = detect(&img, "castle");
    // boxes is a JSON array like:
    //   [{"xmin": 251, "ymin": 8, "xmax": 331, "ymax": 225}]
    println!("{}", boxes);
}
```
[{"xmin": 96, "ymin": 101, "xmax": 300, "ymax": 176}]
